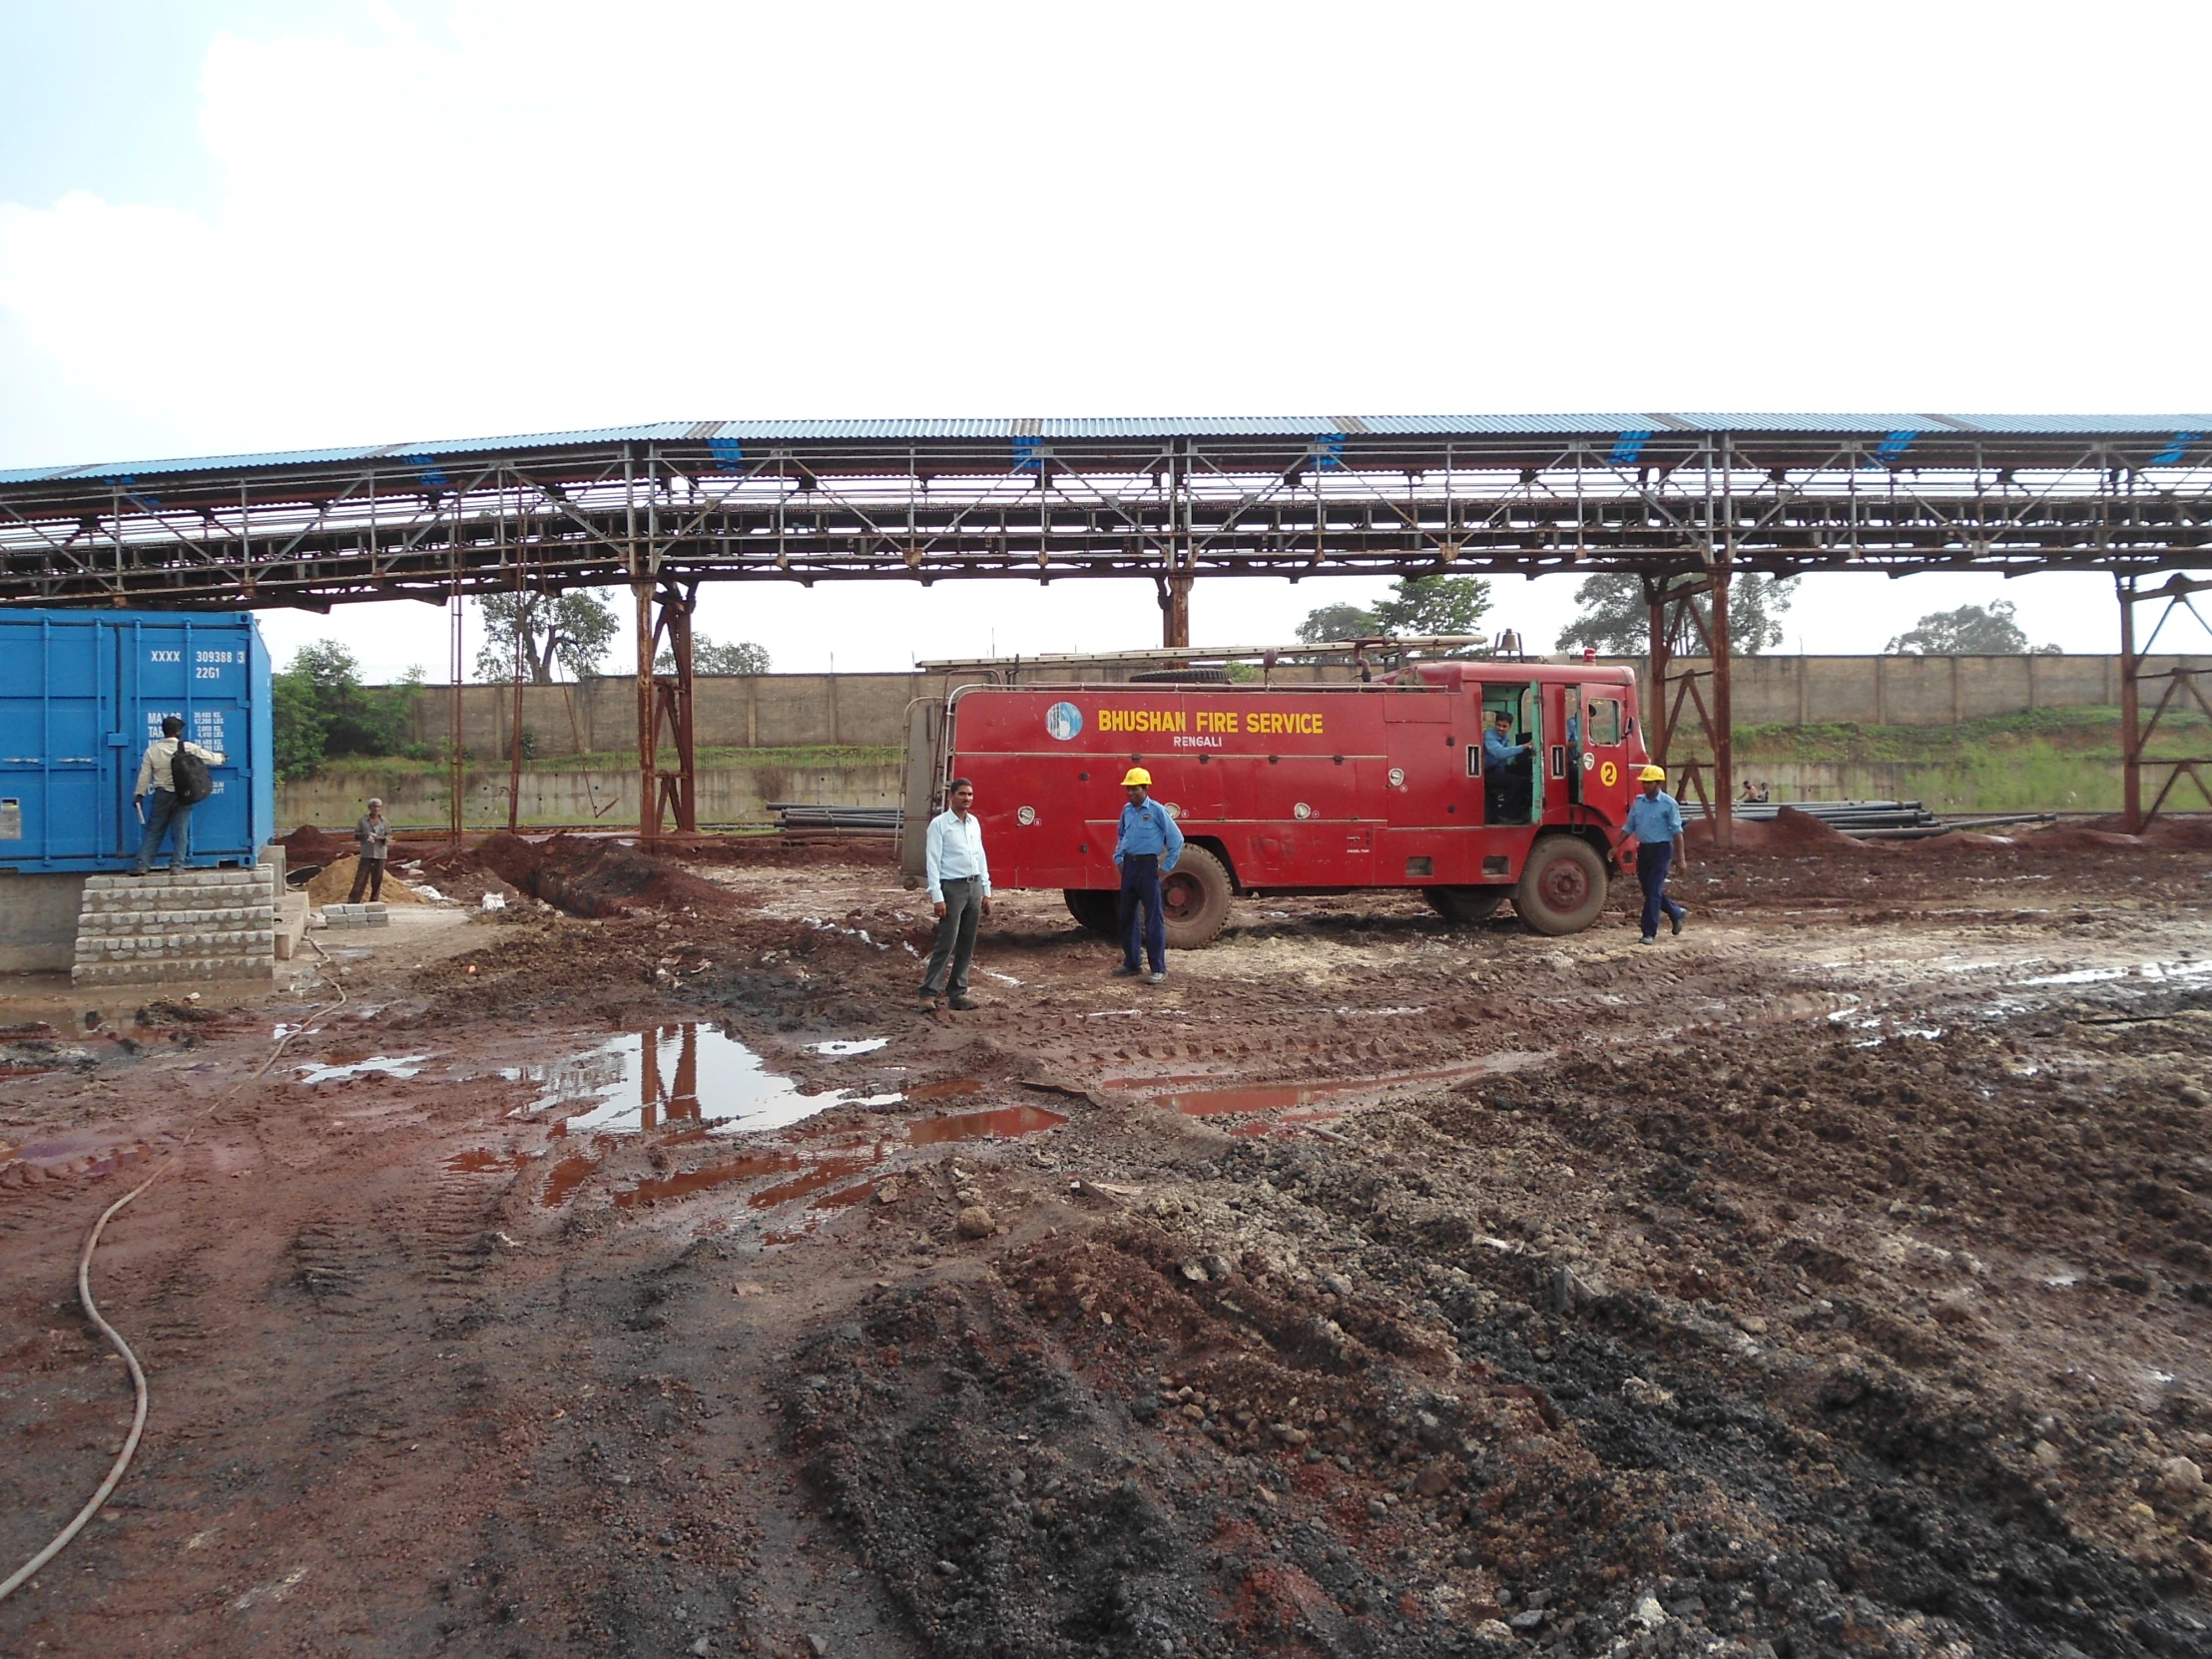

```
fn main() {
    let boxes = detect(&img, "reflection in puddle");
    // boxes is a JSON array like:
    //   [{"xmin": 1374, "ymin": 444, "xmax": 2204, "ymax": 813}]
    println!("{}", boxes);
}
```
[
  {"xmin": 522, "ymin": 1024, "xmax": 900, "ymax": 1136},
  {"xmin": 808, "ymin": 1038, "xmax": 890, "ymax": 1057},
  {"xmin": 297, "ymin": 1054, "xmax": 429, "ymax": 1083}
]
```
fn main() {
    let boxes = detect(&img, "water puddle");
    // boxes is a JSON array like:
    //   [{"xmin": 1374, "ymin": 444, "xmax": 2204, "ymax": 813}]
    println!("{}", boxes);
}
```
[
  {"xmin": 2017, "ymin": 957, "xmax": 2212, "ymax": 988},
  {"xmin": 543, "ymin": 1153, "xmax": 600, "ymax": 1208},
  {"xmin": 518, "ymin": 1024, "xmax": 900, "ymax": 1136},
  {"xmin": 12, "ymin": 1133, "xmax": 152, "ymax": 1181},
  {"xmin": 596, "ymin": 1101, "xmax": 1066, "ymax": 1211},
  {"xmin": 908, "ymin": 1105, "xmax": 1068, "ymax": 1144},
  {"xmin": 908, "ymin": 1077, "xmax": 984, "ymax": 1101},
  {"xmin": 297, "ymin": 1054, "xmax": 429, "ymax": 1084},
  {"xmin": 1113, "ymin": 1050, "xmax": 1551, "ymax": 1120},
  {"xmin": 807, "ymin": 1038, "xmax": 890, "ymax": 1057}
]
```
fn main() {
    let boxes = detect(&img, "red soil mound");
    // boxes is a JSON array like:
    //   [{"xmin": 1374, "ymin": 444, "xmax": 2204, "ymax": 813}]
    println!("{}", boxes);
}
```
[
  {"xmin": 1685, "ymin": 805, "xmax": 1871, "ymax": 854},
  {"xmin": 452, "ymin": 831, "xmax": 743, "ymax": 919},
  {"xmin": 278, "ymin": 824, "xmax": 348, "ymax": 866}
]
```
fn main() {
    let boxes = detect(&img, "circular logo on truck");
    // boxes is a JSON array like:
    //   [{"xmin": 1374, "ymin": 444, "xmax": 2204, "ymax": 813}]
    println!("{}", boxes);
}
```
[
  {"xmin": 1016, "ymin": 806, "xmax": 1037, "ymax": 826},
  {"xmin": 1600, "ymin": 761, "xmax": 1619, "ymax": 787},
  {"xmin": 1045, "ymin": 702, "xmax": 1082, "ymax": 741}
]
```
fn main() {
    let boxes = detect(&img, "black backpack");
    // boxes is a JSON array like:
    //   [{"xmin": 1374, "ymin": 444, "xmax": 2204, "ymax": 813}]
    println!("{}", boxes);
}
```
[{"xmin": 170, "ymin": 746, "xmax": 214, "ymax": 806}]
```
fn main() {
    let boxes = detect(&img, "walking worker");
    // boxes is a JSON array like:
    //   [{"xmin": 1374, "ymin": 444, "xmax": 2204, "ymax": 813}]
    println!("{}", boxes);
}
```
[
  {"xmin": 919, "ymin": 777, "xmax": 990, "ymax": 1011},
  {"xmin": 1111, "ymin": 767, "xmax": 1183, "ymax": 984},
  {"xmin": 1615, "ymin": 764, "xmax": 1688, "ymax": 944},
  {"xmin": 347, "ymin": 798, "xmax": 392, "ymax": 903},
  {"xmin": 132, "ymin": 716, "xmax": 225, "ymax": 875}
]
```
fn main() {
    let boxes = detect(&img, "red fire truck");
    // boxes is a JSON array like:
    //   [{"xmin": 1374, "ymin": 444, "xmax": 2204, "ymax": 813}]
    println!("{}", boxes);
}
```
[{"xmin": 899, "ymin": 661, "xmax": 1651, "ymax": 945}]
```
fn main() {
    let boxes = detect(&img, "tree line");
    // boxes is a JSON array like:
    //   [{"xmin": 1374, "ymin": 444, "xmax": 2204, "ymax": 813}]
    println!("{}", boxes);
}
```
[{"xmin": 1294, "ymin": 574, "xmax": 2056, "ymax": 657}]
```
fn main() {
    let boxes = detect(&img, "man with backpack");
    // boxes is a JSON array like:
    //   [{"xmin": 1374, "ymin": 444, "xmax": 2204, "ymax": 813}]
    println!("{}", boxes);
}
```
[
  {"xmin": 1111, "ymin": 767, "xmax": 1183, "ymax": 985},
  {"xmin": 132, "ymin": 716, "xmax": 226, "ymax": 875}
]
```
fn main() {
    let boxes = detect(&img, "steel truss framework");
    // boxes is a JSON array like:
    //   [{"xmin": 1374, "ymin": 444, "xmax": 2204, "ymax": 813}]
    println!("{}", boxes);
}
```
[{"xmin": 3, "ymin": 417, "xmax": 2207, "ymax": 844}]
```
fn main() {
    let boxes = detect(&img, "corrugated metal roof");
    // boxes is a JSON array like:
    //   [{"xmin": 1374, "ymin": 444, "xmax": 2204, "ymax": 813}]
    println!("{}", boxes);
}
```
[{"xmin": 2, "ymin": 414, "xmax": 2205, "ymax": 486}]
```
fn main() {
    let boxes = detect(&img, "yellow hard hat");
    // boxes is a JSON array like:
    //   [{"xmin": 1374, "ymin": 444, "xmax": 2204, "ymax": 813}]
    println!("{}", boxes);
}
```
[
  {"xmin": 1121, "ymin": 767, "xmax": 1152, "ymax": 788},
  {"xmin": 1637, "ymin": 765, "xmax": 1667, "ymax": 783}
]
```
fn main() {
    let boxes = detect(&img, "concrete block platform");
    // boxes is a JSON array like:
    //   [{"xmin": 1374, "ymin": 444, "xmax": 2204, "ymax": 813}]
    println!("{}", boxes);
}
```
[{"xmin": 72, "ymin": 863, "xmax": 282, "ymax": 985}]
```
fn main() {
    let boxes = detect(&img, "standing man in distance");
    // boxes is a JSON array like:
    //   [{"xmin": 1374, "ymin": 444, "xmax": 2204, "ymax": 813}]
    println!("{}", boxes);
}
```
[
  {"xmin": 919, "ymin": 777, "xmax": 990, "ymax": 1011},
  {"xmin": 1112, "ymin": 767, "xmax": 1183, "ymax": 985},
  {"xmin": 347, "ymin": 797, "xmax": 392, "ymax": 903},
  {"xmin": 1614, "ymin": 764, "xmax": 1687, "ymax": 944},
  {"xmin": 132, "ymin": 716, "xmax": 225, "ymax": 876}
]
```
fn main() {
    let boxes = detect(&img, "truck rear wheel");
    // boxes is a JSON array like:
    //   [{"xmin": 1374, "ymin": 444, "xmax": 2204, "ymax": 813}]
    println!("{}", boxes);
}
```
[
  {"xmin": 1423, "ymin": 885, "xmax": 1506, "ymax": 926},
  {"xmin": 1161, "ymin": 846, "xmax": 1233, "ymax": 949},
  {"xmin": 1511, "ymin": 835, "xmax": 1607, "ymax": 936},
  {"xmin": 1063, "ymin": 889, "xmax": 1119, "ymax": 937}
]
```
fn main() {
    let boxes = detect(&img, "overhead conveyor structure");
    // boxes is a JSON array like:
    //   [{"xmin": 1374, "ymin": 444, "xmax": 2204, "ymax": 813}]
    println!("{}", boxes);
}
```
[{"xmin": 3, "ymin": 413, "xmax": 2208, "ymax": 843}]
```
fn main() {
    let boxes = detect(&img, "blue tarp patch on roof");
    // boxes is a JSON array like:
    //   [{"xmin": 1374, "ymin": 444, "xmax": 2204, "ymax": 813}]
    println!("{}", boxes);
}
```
[{"xmin": 5, "ymin": 415, "xmax": 2212, "ymax": 487}]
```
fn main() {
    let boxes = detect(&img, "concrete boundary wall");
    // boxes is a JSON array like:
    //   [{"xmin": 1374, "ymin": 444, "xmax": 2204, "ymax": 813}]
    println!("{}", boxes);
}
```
[{"xmin": 380, "ymin": 656, "xmax": 2209, "ymax": 758}]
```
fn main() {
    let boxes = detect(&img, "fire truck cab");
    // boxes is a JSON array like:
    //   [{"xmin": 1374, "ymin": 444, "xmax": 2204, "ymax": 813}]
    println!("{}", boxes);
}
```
[{"xmin": 900, "ymin": 660, "xmax": 1649, "ymax": 946}]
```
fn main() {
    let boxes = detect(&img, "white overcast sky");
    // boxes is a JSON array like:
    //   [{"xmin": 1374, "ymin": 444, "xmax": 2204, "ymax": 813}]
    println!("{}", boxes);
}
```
[{"xmin": 3, "ymin": 1, "xmax": 2207, "ymax": 681}]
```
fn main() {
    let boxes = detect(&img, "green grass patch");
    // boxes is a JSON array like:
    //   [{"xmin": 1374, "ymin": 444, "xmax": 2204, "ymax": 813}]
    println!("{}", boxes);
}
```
[{"xmin": 1661, "ymin": 705, "xmax": 2212, "ymax": 813}]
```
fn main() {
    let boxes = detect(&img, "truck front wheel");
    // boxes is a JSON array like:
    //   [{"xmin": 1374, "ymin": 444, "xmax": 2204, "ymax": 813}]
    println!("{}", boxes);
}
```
[
  {"xmin": 1161, "ymin": 846, "xmax": 1233, "ymax": 949},
  {"xmin": 1424, "ymin": 885, "xmax": 1506, "ymax": 926},
  {"xmin": 1064, "ymin": 889, "xmax": 1119, "ymax": 937},
  {"xmin": 1511, "ymin": 835, "xmax": 1607, "ymax": 936}
]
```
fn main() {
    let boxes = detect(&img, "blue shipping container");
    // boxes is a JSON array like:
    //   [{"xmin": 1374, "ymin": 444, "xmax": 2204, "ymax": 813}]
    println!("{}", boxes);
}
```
[{"xmin": 0, "ymin": 610, "xmax": 275, "ymax": 872}]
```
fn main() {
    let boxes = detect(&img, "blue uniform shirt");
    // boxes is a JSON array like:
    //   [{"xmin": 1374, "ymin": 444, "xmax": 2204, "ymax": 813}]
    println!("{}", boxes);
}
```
[
  {"xmin": 1623, "ymin": 790, "xmax": 1685, "ymax": 846},
  {"xmin": 1482, "ymin": 727, "xmax": 1529, "ymax": 771},
  {"xmin": 1114, "ymin": 797, "xmax": 1184, "ymax": 870}
]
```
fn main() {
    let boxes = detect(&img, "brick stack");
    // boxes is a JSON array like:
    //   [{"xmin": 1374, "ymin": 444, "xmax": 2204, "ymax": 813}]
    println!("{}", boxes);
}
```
[{"xmin": 72, "ymin": 865, "xmax": 279, "ymax": 985}]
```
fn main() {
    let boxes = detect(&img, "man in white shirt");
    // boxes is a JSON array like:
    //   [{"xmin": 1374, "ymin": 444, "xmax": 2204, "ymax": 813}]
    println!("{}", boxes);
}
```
[
  {"xmin": 919, "ymin": 777, "xmax": 990, "ymax": 1011},
  {"xmin": 132, "ymin": 716, "xmax": 227, "ymax": 875}
]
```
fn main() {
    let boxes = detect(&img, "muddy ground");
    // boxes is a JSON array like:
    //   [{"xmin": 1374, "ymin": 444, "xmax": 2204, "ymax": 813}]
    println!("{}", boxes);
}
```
[{"xmin": 4, "ymin": 830, "xmax": 2212, "ymax": 1658}]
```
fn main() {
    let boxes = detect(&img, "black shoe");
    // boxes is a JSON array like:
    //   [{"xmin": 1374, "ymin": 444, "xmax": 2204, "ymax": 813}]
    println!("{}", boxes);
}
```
[
  {"xmin": 948, "ymin": 996, "xmax": 979, "ymax": 1011},
  {"xmin": 1670, "ymin": 911, "xmax": 1685, "ymax": 936},
  {"xmin": 1111, "ymin": 963, "xmax": 1141, "ymax": 978}
]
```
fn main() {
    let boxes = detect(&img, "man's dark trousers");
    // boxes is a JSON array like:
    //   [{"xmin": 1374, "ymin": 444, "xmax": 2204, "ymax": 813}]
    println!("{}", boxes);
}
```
[
  {"xmin": 1118, "ymin": 853, "xmax": 1166, "ymax": 973},
  {"xmin": 134, "ymin": 790, "xmax": 191, "ymax": 874},
  {"xmin": 1637, "ymin": 841, "xmax": 1686, "ymax": 939},
  {"xmin": 920, "ymin": 875, "xmax": 982, "ymax": 999},
  {"xmin": 347, "ymin": 856, "xmax": 385, "ymax": 903}
]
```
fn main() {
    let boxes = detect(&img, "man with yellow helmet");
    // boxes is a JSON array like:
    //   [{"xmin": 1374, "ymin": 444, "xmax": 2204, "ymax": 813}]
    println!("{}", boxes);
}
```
[
  {"xmin": 1615, "ymin": 764, "xmax": 1688, "ymax": 944},
  {"xmin": 1111, "ymin": 767, "xmax": 1183, "ymax": 983}
]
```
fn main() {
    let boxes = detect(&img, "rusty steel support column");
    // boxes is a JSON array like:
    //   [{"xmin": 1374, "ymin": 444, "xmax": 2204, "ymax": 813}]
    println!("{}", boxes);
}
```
[
  {"xmin": 1644, "ymin": 576, "xmax": 1670, "ymax": 768},
  {"xmin": 1709, "ymin": 559, "xmax": 1735, "ymax": 851},
  {"xmin": 649, "ymin": 582, "xmax": 699, "ymax": 834},
  {"xmin": 2119, "ymin": 574, "xmax": 2143, "ymax": 832},
  {"xmin": 1162, "ymin": 439, "xmax": 1191, "ymax": 647},
  {"xmin": 634, "ymin": 580, "xmax": 655, "ymax": 841}
]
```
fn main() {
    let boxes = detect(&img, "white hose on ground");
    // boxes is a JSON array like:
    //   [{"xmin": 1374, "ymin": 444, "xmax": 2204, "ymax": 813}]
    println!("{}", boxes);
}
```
[{"xmin": 0, "ymin": 975, "xmax": 348, "ymax": 1605}]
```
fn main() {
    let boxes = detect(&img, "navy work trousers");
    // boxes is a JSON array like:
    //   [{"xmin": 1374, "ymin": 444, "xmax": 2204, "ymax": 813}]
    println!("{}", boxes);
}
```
[
  {"xmin": 134, "ymin": 790, "xmax": 192, "ymax": 873},
  {"xmin": 1118, "ymin": 853, "xmax": 1166, "ymax": 972},
  {"xmin": 1637, "ymin": 841, "xmax": 1686, "ymax": 939}
]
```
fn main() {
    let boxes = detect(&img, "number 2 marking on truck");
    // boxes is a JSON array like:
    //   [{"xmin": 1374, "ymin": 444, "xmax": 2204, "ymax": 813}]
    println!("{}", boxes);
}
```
[{"xmin": 1600, "ymin": 761, "xmax": 1619, "ymax": 787}]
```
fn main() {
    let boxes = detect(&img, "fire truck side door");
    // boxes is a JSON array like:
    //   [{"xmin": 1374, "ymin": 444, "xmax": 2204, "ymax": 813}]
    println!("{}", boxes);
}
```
[{"xmin": 1581, "ymin": 688, "xmax": 1627, "ymax": 818}]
